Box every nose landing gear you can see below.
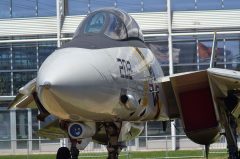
[104,122,126,159]
[56,139,80,159]
[56,147,71,159]
[107,143,126,159]
[70,140,80,159]
[56,121,125,159]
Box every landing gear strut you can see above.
[107,145,122,159]
[222,90,240,159]
[226,115,239,159]
[70,140,80,159]
[56,140,80,159]
[220,102,239,159]
[104,123,126,159]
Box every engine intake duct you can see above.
[171,71,221,145]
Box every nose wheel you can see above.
[70,140,80,159]
[56,140,79,159]
[107,144,125,159]
[56,147,71,159]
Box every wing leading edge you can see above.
[8,78,37,109]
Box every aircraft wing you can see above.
[207,68,240,118]
[36,119,68,139]
[8,78,37,109]
[159,68,240,134]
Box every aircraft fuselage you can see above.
[37,45,166,122]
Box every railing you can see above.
[0,135,228,158]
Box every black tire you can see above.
[56,147,71,159]
[107,152,118,159]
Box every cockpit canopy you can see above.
[73,8,144,41]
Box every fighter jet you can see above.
[9,8,240,159]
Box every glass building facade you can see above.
[0,0,240,152]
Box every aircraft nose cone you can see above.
[36,48,106,108]
[36,47,116,120]
[37,48,103,87]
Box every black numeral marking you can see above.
[117,58,133,80]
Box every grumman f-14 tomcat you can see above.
[9,8,240,159]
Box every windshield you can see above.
[73,8,144,41]
[84,12,106,33]
[104,13,127,40]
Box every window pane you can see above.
[67,0,89,15]
[138,137,146,147]
[199,64,209,70]
[174,65,197,73]
[117,0,141,13]
[32,110,39,150]
[198,41,211,64]
[143,0,166,12]
[13,71,37,95]
[0,72,11,95]
[173,41,197,64]
[0,101,10,107]
[38,0,56,16]
[172,0,195,11]
[0,47,11,70]
[12,0,36,18]
[175,119,185,135]
[147,121,171,137]
[161,66,169,76]
[196,0,222,10]
[38,43,56,67]
[0,0,10,18]
[198,40,224,65]
[138,123,146,148]
[0,110,11,149]
[104,14,127,40]
[40,116,60,143]
[147,42,169,64]
[13,46,37,70]
[90,0,115,12]
[225,40,240,71]
[16,110,28,149]
[84,12,106,33]
[224,0,240,9]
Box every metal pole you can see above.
[167,0,173,75]
[36,43,39,69]
[10,43,13,96]
[171,121,176,150]
[56,0,61,48]
[223,39,227,69]
[10,110,16,154]
[196,39,200,71]
[210,32,217,68]
[10,0,12,18]
[167,0,176,151]
[145,122,148,149]
[57,0,65,147]
[28,109,32,153]
[36,0,39,16]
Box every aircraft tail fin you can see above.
[209,32,218,68]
